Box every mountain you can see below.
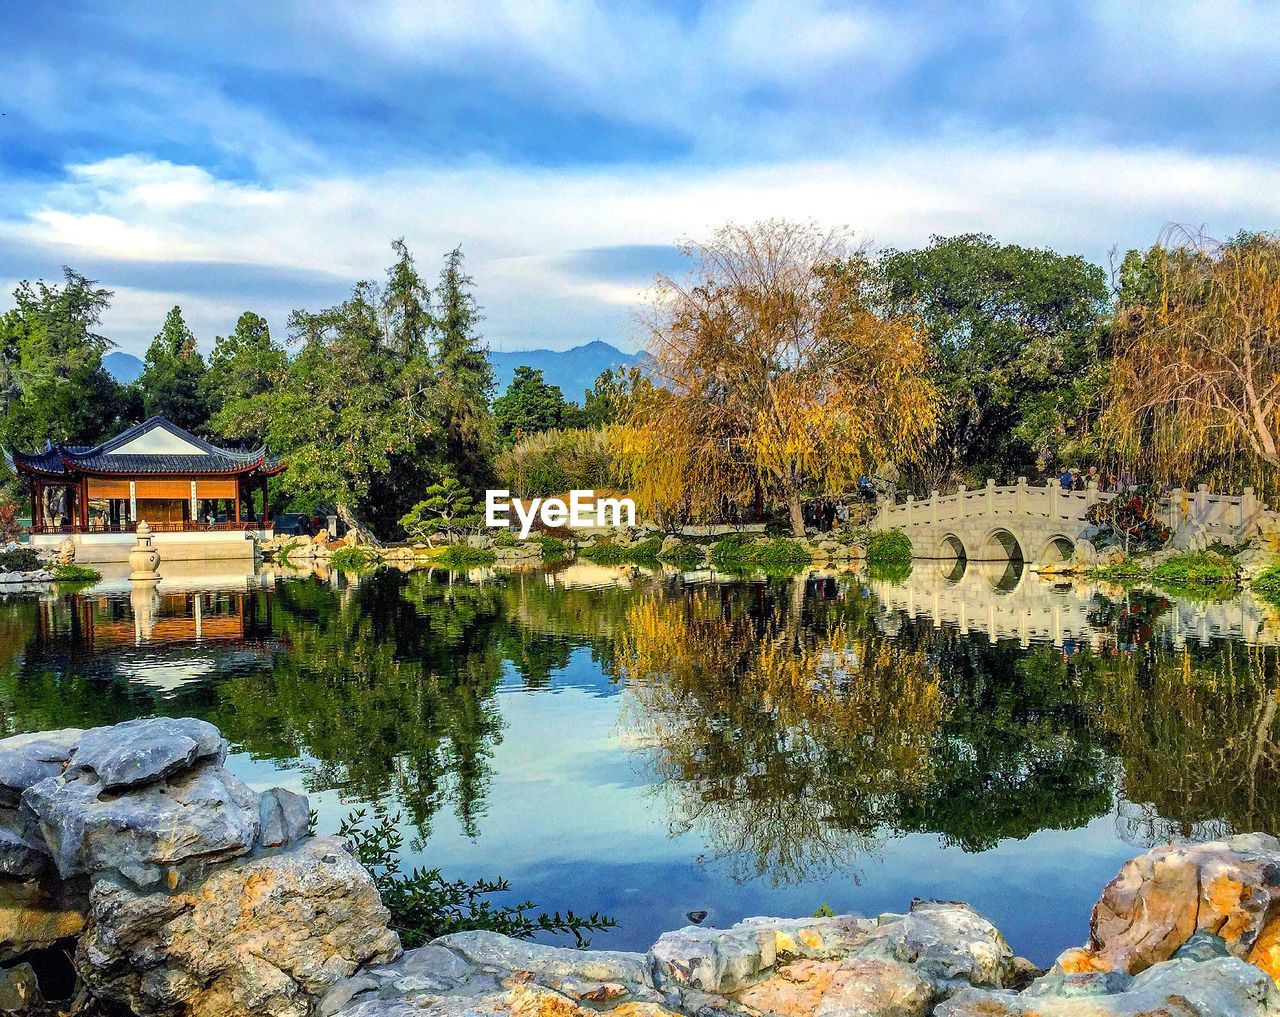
[103,351,145,384]
[490,341,645,402]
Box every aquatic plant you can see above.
[865,528,913,566]
[51,563,101,583]
[329,546,379,571]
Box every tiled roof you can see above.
[8,417,282,477]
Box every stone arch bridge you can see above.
[876,478,1266,570]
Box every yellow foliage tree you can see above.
[1106,231,1280,489]
[614,220,936,535]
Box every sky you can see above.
[2,0,1279,356]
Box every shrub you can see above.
[400,477,484,545]
[0,548,40,572]
[341,808,615,949]
[328,546,378,571]
[434,545,497,568]
[528,535,567,560]
[865,529,912,566]
[496,427,620,499]
[658,540,703,569]
[867,558,913,583]
[710,535,811,573]
[51,563,101,583]
[1085,495,1171,551]
[1251,563,1280,603]
[580,536,662,565]
[1150,551,1237,586]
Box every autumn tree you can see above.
[617,220,936,536]
[1105,230,1280,490]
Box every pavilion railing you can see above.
[31,520,271,535]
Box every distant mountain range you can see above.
[490,341,645,401]
[102,340,646,404]
[103,351,145,383]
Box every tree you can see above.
[207,311,287,446]
[399,476,483,545]
[877,234,1109,486]
[618,220,936,536]
[139,306,212,432]
[431,247,495,489]
[0,268,132,450]
[1105,231,1280,490]
[493,366,566,447]
[268,272,437,542]
[563,368,624,430]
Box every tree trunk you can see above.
[788,491,806,537]
[336,502,383,547]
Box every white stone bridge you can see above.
[876,478,1267,569]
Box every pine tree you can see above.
[493,366,566,447]
[432,246,495,488]
[207,311,286,446]
[139,306,212,433]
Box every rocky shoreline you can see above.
[3,718,1280,1015]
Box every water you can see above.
[4,559,1279,966]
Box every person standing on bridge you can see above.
[1059,466,1073,491]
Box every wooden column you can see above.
[78,477,89,532]
[33,479,43,532]
[233,477,241,524]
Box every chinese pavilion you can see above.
[7,416,283,562]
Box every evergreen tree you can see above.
[431,246,495,488]
[207,311,286,446]
[139,306,212,432]
[0,268,132,449]
[493,366,566,447]
[384,238,433,360]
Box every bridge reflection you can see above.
[870,559,1280,648]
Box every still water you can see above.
[4,559,1280,966]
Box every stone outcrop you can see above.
[0,718,400,1016]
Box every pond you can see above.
[3,559,1279,967]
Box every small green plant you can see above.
[865,528,913,566]
[329,546,378,571]
[51,563,102,583]
[434,545,497,568]
[867,558,913,583]
[0,547,40,572]
[340,807,616,949]
[710,535,811,573]
[528,535,567,560]
[812,903,835,918]
[1150,551,1237,586]
[1251,562,1280,604]
[276,540,302,566]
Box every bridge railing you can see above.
[877,478,1269,541]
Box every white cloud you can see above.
[4,137,1280,355]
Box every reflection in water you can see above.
[0,564,1278,957]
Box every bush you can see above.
[658,540,703,569]
[328,546,378,571]
[0,548,40,572]
[1251,563,1280,603]
[710,535,811,573]
[865,528,912,566]
[580,536,662,565]
[496,428,620,499]
[341,808,615,949]
[51,563,101,583]
[1085,495,1171,551]
[1150,551,1237,586]
[528,535,567,560]
[867,558,913,583]
[434,545,497,568]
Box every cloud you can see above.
[3,138,1279,355]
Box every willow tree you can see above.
[1106,231,1280,488]
[617,220,935,535]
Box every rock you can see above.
[23,759,261,885]
[0,876,87,964]
[0,729,81,807]
[1057,833,1280,980]
[734,957,932,1017]
[76,836,401,1017]
[939,956,1280,1016]
[439,930,653,989]
[650,922,776,993]
[258,788,311,849]
[56,538,75,565]
[0,809,50,878]
[860,900,1014,992]
[67,716,226,791]
[0,961,41,1011]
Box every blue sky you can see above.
[2,0,1279,354]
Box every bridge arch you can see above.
[936,533,967,561]
[976,527,1025,563]
[1036,534,1075,566]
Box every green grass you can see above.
[1089,551,1240,594]
[51,563,102,583]
[865,528,913,566]
[329,546,379,571]
[657,540,703,569]
[1250,562,1280,604]
[1150,551,1237,586]
[433,545,496,568]
[710,535,812,573]
[580,536,663,565]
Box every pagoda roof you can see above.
[7,417,283,478]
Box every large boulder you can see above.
[68,717,226,792]
[77,835,401,1017]
[1058,833,1280,980]
[0,876,87,964]
[0,729,81,807]
[23,759,262,887]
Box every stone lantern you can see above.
[128,520,162,582]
